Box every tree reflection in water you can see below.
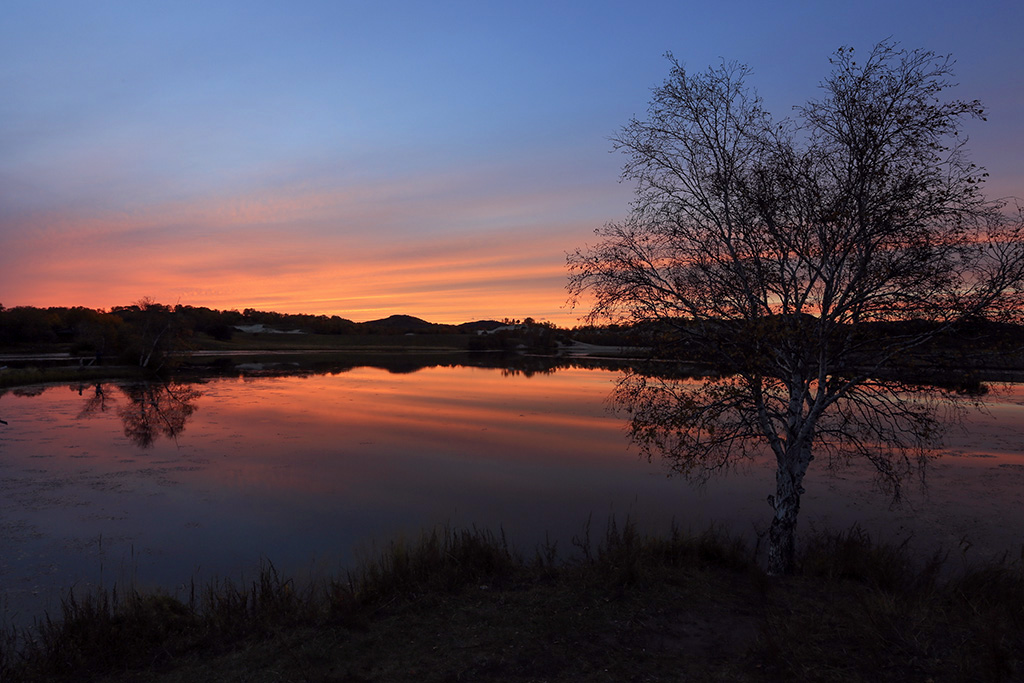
[77,382,114,419]
[77,381,202,447]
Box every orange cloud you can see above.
[0,171,623,325]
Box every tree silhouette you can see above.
[568,41,1024,574]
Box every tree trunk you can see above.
[140,324,169,369]
[767,463,805,575]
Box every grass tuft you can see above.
[2,522,1022,682]
[798,525,945,594]
[349,525,520,601]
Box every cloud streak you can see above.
[0,167,616,324]
[2,2,1019,325]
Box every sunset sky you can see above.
[2,1,1022,325]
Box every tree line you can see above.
[0,300,436,368]
[0,300,577,367]
[1,301,354,349]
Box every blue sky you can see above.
[2,0,1021,323]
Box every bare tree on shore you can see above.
[568,41,1024,574]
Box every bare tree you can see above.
[568,41,1024,574]
[115,297,188,371]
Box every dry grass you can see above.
[2,522,1022,682]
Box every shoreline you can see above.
[3,522,1021,682]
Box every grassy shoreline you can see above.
[0,330,566,390]
[2,522,1021,682]
[0,364,147,389]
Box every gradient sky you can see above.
[2,1,1022,325]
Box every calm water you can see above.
[2,364,1023,625]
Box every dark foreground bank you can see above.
[2,522,1022,682]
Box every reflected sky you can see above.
[1,366,1023,626]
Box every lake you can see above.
[2,361,1024,626]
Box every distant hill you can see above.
[361,315,435,331]
[356,315,507,334]
[456,320,505,333]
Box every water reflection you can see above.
[0,363,1022,629]
[74,382,203,448]
[184,350,629,381]
[76,383,114,419]
[117,383,202,448]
